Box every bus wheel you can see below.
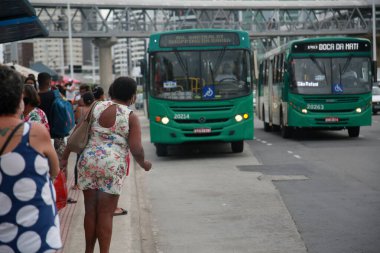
[156,144,168,156]
[280,112,292,138]
[348,127,360,138]
[231,141,244,153]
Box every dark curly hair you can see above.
[0,65,24,115]
[108,77,137,102]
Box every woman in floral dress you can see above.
[61,77,152,253]
[23,85,50,130]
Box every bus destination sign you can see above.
[292,41,370,53]
[159,32,240,48]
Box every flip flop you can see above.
[113,208,128,216]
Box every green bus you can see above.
[256,37,373,138]
[145,29,254,156]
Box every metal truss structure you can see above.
[31,0,378,53]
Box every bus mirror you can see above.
[284,62,289,70]
[139,59,147,76]
[253,50,259,80]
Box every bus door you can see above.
[268,59,274,125]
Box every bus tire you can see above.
[156,144,168,156]
[231,141,244,153]
[348,127,360,138]
[280,111,292,138]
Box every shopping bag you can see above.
[54,170,68,211]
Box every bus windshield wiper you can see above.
[214,47,227,77]
[209,62,215,83]
[310,55,326,77]
[341,55,353,75]
[174,49,190,88]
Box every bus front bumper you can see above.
[150,120,253,144]
[287,108,372,128]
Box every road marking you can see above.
[287,151,293,154]
[259,174,309,181]
[294,155,301,159]
[266,143,272,146]
[261,140,267,144]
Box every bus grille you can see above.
[184,132,221,137]
[308,109,355,113]
[303,96,359,103]
[170,105,233,112]
[175,118,229,123]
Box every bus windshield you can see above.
[291,57,371,94]
[151,49,251,100]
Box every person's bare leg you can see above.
[83,189,98,253]
[96,191,119,253]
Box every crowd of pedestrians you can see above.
[0,64,152,253]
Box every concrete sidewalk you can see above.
[58,152,147,253]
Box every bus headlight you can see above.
[161,117,170,124]
[355,108,362,113]
[301,109,308,114]
[235,114,243,122]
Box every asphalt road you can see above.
[249,115,380,253]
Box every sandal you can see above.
[113,207,128,216]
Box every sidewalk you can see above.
[59,111,307,253]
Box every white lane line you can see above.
[294,155,301,159]
[266,143,272,146]
[287,151,293,154]
[261,140,267,144]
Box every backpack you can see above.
[50,89,75,138]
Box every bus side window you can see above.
[273,56,278,83]
[279,54,284,83]
[258,62,264,95]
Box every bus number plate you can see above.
[174,113,190,120]
[307,104,324,110]
[194,128,211,134]
[325,117,339,122]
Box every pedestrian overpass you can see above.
[29,0,379,88]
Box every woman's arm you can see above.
[128,112,152,171]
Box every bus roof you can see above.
[148,29,250,52]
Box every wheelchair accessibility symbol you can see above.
[202,85,215,99]
[333,83,343,94]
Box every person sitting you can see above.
[216,62,237,82]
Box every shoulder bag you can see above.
[66,101,98,154]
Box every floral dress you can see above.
[24,107,50,131]
[77,101,131,195]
